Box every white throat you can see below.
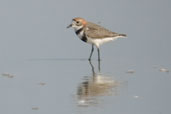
[73,26,83,31]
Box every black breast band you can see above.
[81,34,87,42]
[75,28,83,35]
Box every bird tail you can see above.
[118,33,127,38]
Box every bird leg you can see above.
[98,58,101,71]
[89,44,94,61]
[97,48,101,61]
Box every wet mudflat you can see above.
[0,0,171,114]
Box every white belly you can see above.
[75,29,125,48]
[87,36,121,48]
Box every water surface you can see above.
[0,0,171,114]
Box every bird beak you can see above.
[67,24,72,28]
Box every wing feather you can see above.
[85,22,119,39]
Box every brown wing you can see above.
[85,22,119,39]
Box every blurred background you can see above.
[0,0,171,114]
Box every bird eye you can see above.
[75,21,81,26]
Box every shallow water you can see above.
[0,0,171,114]
[0,58,170,114]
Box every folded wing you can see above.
[85,22,120,39]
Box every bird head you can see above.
[67,17,87,30]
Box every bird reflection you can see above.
[77,61,119,107]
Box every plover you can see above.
[67,17,126,61]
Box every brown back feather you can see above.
[85,22,121,39]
